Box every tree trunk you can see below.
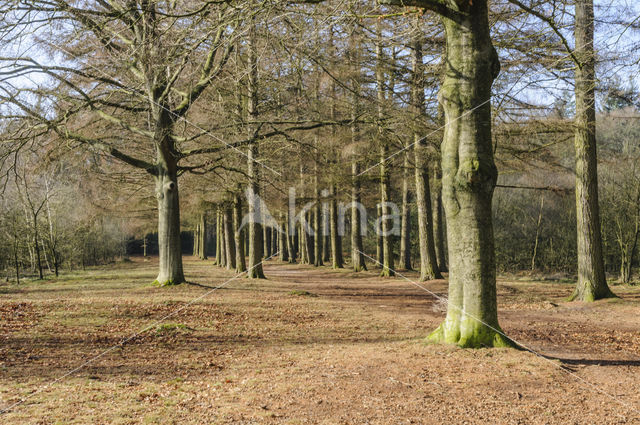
[330,185,344,268]
[234,193,247,273]
[286,210,296,263]
[219,208,227,268]
[570,0,615,301]
[531,195,544,271]
[193,222,199,257]
[411,24,442,282]
[199,213,207,260]
[314,173,323,267]
[34,226,43,279]
[246,23,265,279]
[279,216,289,262]
[376,28,394,277]
[376,204,383,267]
[400,151,412,270]
[224,206,236,270]
[215,207,222,266]
[351,162,367,271]
[13,232,19,284]
[306,211,315,264]
[247,145,265,278]
[427,2,512,348]
[263,219,272,258]
[379,151,395,277]
[154,164,185,286]
[433,164,448,273]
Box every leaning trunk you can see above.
[428,2,512,348]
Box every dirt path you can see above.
[1,257,640,424]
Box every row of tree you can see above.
[1,0,639,347]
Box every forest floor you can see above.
[1,257,640,424]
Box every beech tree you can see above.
[377,0,513,347]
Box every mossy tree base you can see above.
[427,320,517,349]
[152,279,182,287]
[568,284,617,302]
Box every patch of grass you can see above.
[288,290,318,297]
[155,323,192,334]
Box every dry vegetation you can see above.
[2,257,640,424]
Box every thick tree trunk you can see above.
[247,144,265,278]
[234,193,247,273]
[570,0,614,301]
[223,207,236,270]
[427,3,512,348]
[329,185,344,268]
[399,151,412,270]
[351,162,366,271]
[154,165,185,286]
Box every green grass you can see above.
[288,290,318,297]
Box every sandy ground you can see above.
[1,256,640,424]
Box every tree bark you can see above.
[570,0,615,301]
[246,23,265,279]
[351,162,367,271]
[154,162,185,285]
[427,1,512,348]
[193,222,200,257]
[224,206,236,270]
[279,216,289,262]
[376,26,394,277]
[433,164,448,272]
[329,184,344,268]
[215,207,222,266]
[399,150,412,270]
[234,193,247,273]
[411,22,442,282]
[314,165,323,267]
[376,203,383,267]
[286,210,296,263]
[199,212,207,260]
